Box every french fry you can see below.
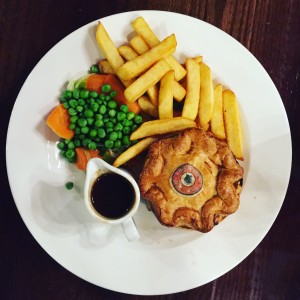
[211,84,226,139]
[117,34,177,81]
[138,95,158,118]
[193,56,203,63]
[131,17,187,81]
[96,22,132,87]
[129,35,150,54]
[159,71,174,119]
[124,59,172,103]
[98,60,116,75]
[96,22,124,72]
[130,117,196,140]
[223,90,243,160]
[173,81,186,102]
[198,63,214,128]
[182,58,200,120]
[113,137,157,167]
[118,45,139,61]
[129,36,159,106]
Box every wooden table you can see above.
[1,0,299,299]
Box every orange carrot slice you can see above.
[46,104,74,139]
[105,74,141,114]
[86,74,107,92]
[75,148,101,171]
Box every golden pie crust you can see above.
[139,128,244,232]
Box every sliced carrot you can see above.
[75,148,88,171]
[75,148,102,171]
[86,74,107,92]
[105,74,141,114]
[46,104,74,139]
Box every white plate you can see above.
[6,11,291,295]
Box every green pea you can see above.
[65,182,74,190]
[105,95,111,101]
[103,117,110,123]
[66,149,75,158]
[100,94,106,101]
[60,150,67,158]
[90,91,98,98]
[78,134,85,140]
[127,111,135,120]
[96,99,102,105]
[68,108,77,116]
[80,90,89,99]
[87,118,94,126]
[120,104,129,113]
[97,128,106,138]
[99,105,107,114]
[114,123,123,131]
[123,135,131,146]
[81,127,89,134]
[78,118,87,127]
[84,109,94,118]
[78,99,86,106]
[117,112,126,121]
[68,156,76,163]
[134,115,143,124]
[94,137,100,142]
[82,138,92,147]
[63,102,69,109]
[76,105,83,113]
[107,100,117,109]
[74,127,81,135]
[95,114,103,120]
[70,116,78,123]
[106,121,114,128]
[110,90,117,98]
[114,140,122,149]
[106,128,114,134]
[74,139,81,147]
[64,90,73,99]
[91,103,99,112]
[89,129,97,138]
[123,126,130,135]
[57,142,65,150]
[72,89,80,99]
[68,142,75,149]
[64,139,71,144]
[69,123,76,130]
[117,131,122,139]
[105,140,114,149]
[111,118,117,124]
[131,124,138,131]
[122,119,132,127]
[109,109,116,118]
[102,83,111,93]
[109,132,118,141]
[95,119,104,128]
[89,64,99,74]
[88,142,97,150]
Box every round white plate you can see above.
[6,11,291,295]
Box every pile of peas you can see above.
[57,83,142,163]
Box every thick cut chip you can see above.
[117,34,176,81]
[98,60,115,75]
[130,117,196,140]
[129,35,150,54]
[211,84,226,139]
[131,17,186,81]
[118,45,139,61]
[113,137,157,167]
[223,90,244,160]
[138,95,158,118]
[182,58,200,120]
[96,22,132,87]
[159,71,174,119]
[124,60,171,103]
[198,63,214,128]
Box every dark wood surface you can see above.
[1,0,299,299]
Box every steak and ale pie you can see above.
[139,128,244,233]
